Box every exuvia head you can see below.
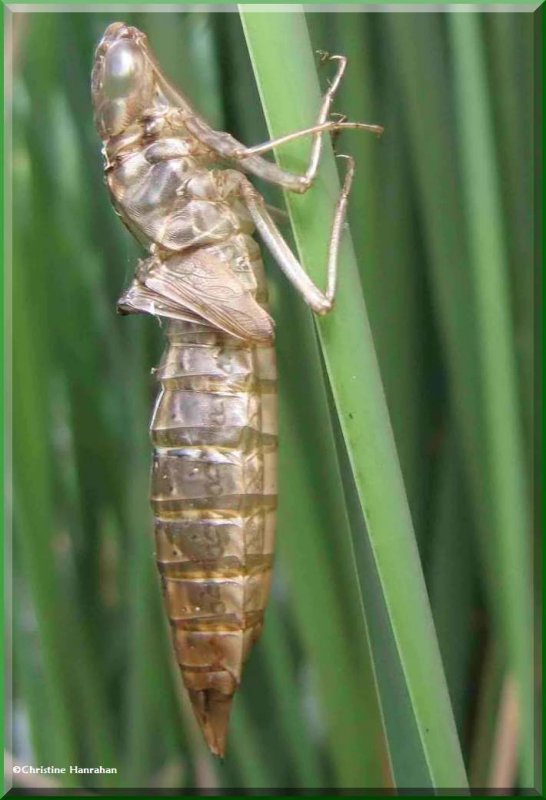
[91,22,180,140]
[91,23,156,139]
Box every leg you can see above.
[265,204,289,225]
[184,55,381,194]
[232,118,383,158]
[234,157,355,314]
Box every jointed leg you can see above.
[184,54,381,194]
[232,118,383,159]
[265,204,289,225]
[235,157,355,314]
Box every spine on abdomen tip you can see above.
[150,314,277,756]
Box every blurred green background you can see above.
[9,9,537,792]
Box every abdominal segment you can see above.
[151,316,277,756]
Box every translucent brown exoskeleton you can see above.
[91,21,383,757]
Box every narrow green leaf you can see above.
[449,14,533,786]
[469,645,505,787]
[12,144,80,782]
[428,430,478,739]
[240,9,467,789]
[486,14,534,450]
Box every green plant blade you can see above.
[449,14,534,786]
[239,8,467,790]
[428,429,478,740]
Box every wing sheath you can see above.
[120,249,275,343]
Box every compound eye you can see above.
[102,39,146,100]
